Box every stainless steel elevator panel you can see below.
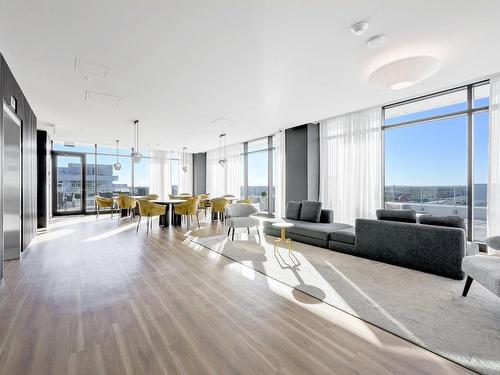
[2,103,21,261]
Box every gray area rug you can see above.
[189,230,500,375]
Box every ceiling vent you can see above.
[84,90,121,107]
[75,58,109,77]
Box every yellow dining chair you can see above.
[174,197,200,229]
[198,194,211,218]
[115,194,137,221]
[136,199,167,234]
[145,194,159,200]
[95,196,116,220]
[210,197,229,225]
[169,194,190,200]
[237,197,252,204]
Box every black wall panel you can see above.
[1,54,37,250]
[37,130,49,228]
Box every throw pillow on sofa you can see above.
[285,201,302,220]
[300,200,322,223]
[376,209,416,223]
[419,214,466,231]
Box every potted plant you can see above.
[259,191,268,211]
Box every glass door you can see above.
[52,152,86,215]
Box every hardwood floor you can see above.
[0,215,472,375]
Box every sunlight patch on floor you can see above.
[264,273,383,346]
[31,229,75,244]
[45,215,97,230]
[81,222,137,242]
[188,232,385,346]
[324,260,418,342]
[225,261,256,281]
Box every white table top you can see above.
[151,199,186,204]
[202,197,240,202]
[272,222,294,228]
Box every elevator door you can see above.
[2,102,22,261]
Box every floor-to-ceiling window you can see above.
[132,152,150,196]
[52,142,155,214]
[170,157,179,195]
[242,136,274,214]
[383,81,489,241]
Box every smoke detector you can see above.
[366,34,387,48]
[350,21,368,35]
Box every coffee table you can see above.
[272,222,294,254]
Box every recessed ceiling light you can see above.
[366,34,387,48]
[350,21,368,36]
[368,56,441,90]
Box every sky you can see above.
[384,97,489,186]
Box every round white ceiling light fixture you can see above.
[350,21,368,36]
[366,34,387,49]
[368,56,441,90]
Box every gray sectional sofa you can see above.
[350,218,466,279]
[264,202,474,280]
[263,200,352,248]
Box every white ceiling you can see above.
[0,0,499,152]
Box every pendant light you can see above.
[217,133,227,167]
[131,120,142,163]
[181,147,188,173]
[113,139,122,170]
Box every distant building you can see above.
[57,163,130,208]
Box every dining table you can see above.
[151,199,186,227]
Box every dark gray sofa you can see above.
[263,218,352,248]
[263,200,352,248]
[351,219,466,280]
[328,210,471,279]
[265,203,470,279]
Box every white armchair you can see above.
[225,203,260,241]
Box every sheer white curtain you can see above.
[178,153,193,195]
[319,107,382,225]
[488,76,500,253]
[206,148,223,197]
[206,143,242,197]
[274,130,286,218]
[149,150,171,199]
